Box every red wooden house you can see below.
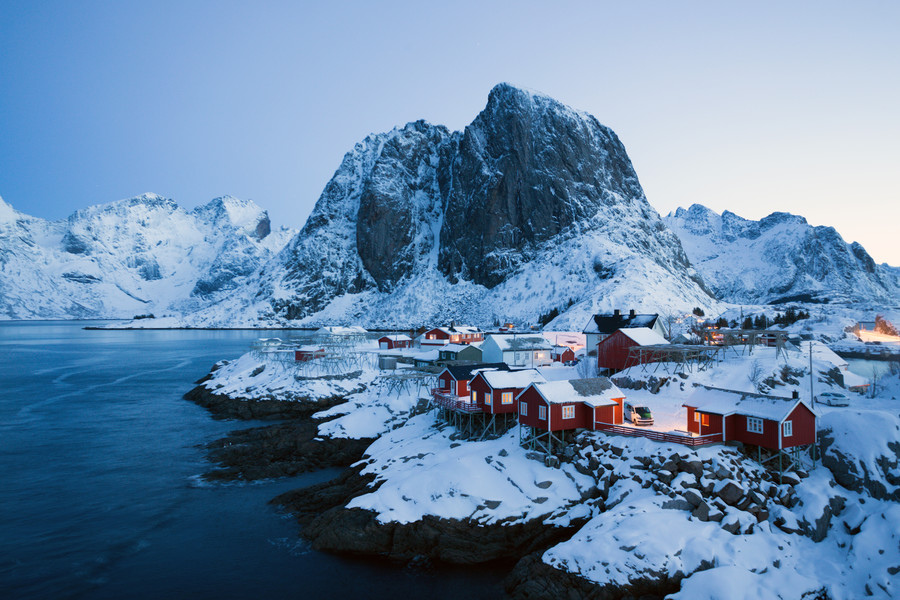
[469,369,546,415]
[682,390,817,452]
[378,334,412,349]
[550,345,576,363]
[420,325,484,347]
[517,378,626,434]
[597,327,669,373]
[432,363,509,411]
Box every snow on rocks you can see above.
[819,410,900,501]
[346,414,595,525]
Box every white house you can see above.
[481,334,554,367]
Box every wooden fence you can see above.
[593,422,723,447]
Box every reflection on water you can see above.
[0,321,505,599]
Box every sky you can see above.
[1,1,898,264]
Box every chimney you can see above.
[613,309,620,317]
[792,390,799,399]
[629,309,636,318]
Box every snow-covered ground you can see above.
[202,333,900,599]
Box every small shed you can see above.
[438,343,483,363]
[295,345,326,362]
[550,345,576,363]
[378,334,412,350]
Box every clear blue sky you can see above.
[2,1,898,264]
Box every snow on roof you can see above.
[583,313,659,335]
[488,334,553,351]
[429,325,482,335]
[619,327,670,346]
[479,369,546,390]
[379,334,411,341]
[295,344,324,352]
[685,389,811,422]
[443,363,510,381]
[530,378,625,407]
[441,343,478,353]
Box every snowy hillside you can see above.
[181,84,717,328]
[0,194,294,320]
[665,204,900,305]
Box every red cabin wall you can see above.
[594,404,617,426]
[517,387,545,429]
[491,388,519,414]
[697,412,724,438]
[470,376,491,411]
[685,406,699,434]
[597,330,635,371]
[438,372,468,397]
[781,404,816,449]
[548,402,591,431]
[731,415,779,449]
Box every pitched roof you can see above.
[429,325,482,335]
[528,378,625,407]
[478,369,546,390]
[443,362,510,381]
[618,327,670,346]
[379,334,411,341]
[684,389,814,422]
[487,334,553,351]
[583,313,660,335]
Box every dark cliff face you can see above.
[438,84,649,288]
[270,83,711,323]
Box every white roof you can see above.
[379,334,411,341]
[479,369,546,389]
[686,389,812,422]
[430,325,482,335]
[487,334,553,351]
[808,341,847,368]
[441,343,476,353]
[618,327,669,346]
[414,349,440,361]
[527,378,625,407]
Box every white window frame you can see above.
[782,420,793,437]
[747,417,763,434]
[562,405,575,419]
[539,405,547,420]
[519,401,527,416]
[501,391,513,405]
[693,412,700,423]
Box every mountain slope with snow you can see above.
[0,194,294,320]
[665,204,899,305]
[192,84,716,328]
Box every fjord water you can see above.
[0,322,504,599]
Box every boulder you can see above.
[716,481,745,505]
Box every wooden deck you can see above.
[593,422,723,446]
[431,389,481,413]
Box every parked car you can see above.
[563,360,579,367]
[816,392,850,407]
[624,402,654,426]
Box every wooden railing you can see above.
[593,422,723,446]
[431,389,481,413]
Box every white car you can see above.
[624,402,654,426]
[816,392,850,407]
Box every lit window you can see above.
[693,412,700,423]
[502,392,513,405]
[539,405,547,420]
[747,417,763,434]
[471,391,477,404]
[562,405,575,419]
[783,420,793,437]
[520,401,527,416]
[702,414,709,427]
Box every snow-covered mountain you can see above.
[665,204,899,305]
[192,83,716,328]
[0,194,294,320]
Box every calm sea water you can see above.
[0,321,505,599]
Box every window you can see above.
[519,401,527,416]
[693,412,700,423]
[747,417,763,434]
[562,405,575,419]
[539,405,547,420]
[701,414,709,427]
[783,420,793,437]
[471,391,477,404]
[501,392,513,405]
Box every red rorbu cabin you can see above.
[432,363,509,411]
[420,325,484,347]
[550,345,576,363]
[294,345,326,362]
[682,390,817,451]
[597,327,669,373]
[378,334,412,350]
[469,369,546,415]
[517,378,626,434]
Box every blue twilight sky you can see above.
[1,1,898,264]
